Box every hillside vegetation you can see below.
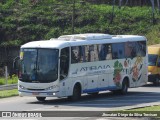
[0,0,160,46]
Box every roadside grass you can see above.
[0,89,18,98]
[0,75,18,85]
[127,105,160,111]
[125,106,160,119]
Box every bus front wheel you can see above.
[68,84,81,101]
[36,97,46,101]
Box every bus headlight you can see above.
[45,86,54,90]
[19,85,27,90]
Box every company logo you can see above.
[72,65,111,75]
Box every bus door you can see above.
[59,47,70,96]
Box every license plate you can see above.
[32,92,39,95]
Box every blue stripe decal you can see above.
[83,86,118,93]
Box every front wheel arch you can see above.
[68,82,81,101]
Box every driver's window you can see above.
[60,47,69,80]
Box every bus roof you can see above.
[58,33,112,40]
[21,33,146,49]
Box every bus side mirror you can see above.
[13,56,20,75]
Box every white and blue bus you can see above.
[18,33,148,101]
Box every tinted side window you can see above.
[71,44,112,63]
[71,46,80,63]
[85,45,90,62]
[112,43,125,59]
[88,45,99,62]
[125,41,146,58]
[136,41,146,57]
[71,46,86,63]
[79,46,86,62]
[98,44,112,60]
[125,42,137,58]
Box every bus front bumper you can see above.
[18,90,60,97]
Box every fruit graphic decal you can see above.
[132,57,143,82]
[113,60,123,87]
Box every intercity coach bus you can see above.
[18,33,148,101]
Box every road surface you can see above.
[0,84,159,120]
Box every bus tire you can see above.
[110,90,119,94]
[119,78,128,95]
[36,97,46,101]
[88,92,99,96]
[153,77,160,86]
[68,84,81,101]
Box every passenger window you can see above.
[125,42,133,58]
[112,43,125,59]
[98,44,112,60]
[60,47,69,80]
[71,46,79,63]
[85,45,90,62]
[71,46,86,63]
[136,41,146,57]
[125,41,146,58]
[79,46,86,62]
[88,45,99,62]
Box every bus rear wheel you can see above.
[111,79,128,95]
[36,97,46,101]
[153,77,160,86]
[88,92,99,96]
[119,79,128,95]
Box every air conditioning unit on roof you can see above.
[58,33,112,41]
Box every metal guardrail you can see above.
[0,84,17,91]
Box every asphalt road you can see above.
[0,83,159,120]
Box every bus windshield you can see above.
[19,48,59,83]
[148,54,158,66]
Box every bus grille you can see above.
[27,88,45,91]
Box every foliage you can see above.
[0,75,18,85]
[0,1,160,46]
[126,105,160,111]
[0,89,18,98]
